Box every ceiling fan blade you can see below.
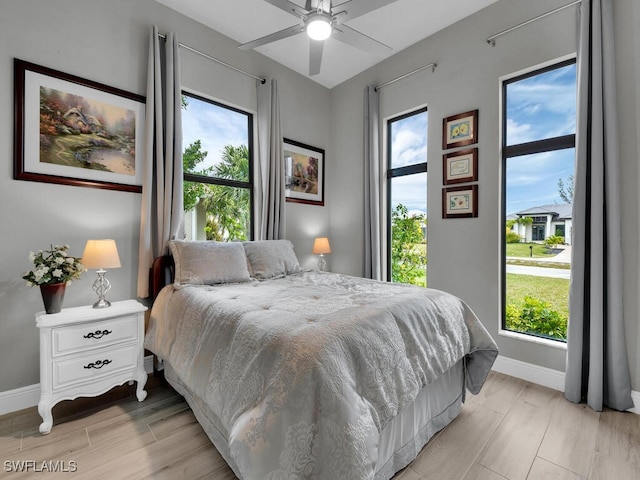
[331,24,392,57]
[264,0,310,16]
[239,24,305,50]
[332,0,401,23]
[308,39,324,76]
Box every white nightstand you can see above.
[35,299,148,434]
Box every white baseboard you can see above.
[492,355,566,392]
[630,391,640,415]
[0,383,41,416]
[0,355,156,417]
[492,354,640,414]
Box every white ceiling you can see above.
[155,0,498,89]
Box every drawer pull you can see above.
[83,329,112,340]
[83,359,112,370]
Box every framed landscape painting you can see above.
[442,185,478,218]
[284,138,325,206]
[14,59,145,192]
[442,109,478,150]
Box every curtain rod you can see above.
[158,33,266,84]
[486,0,581,46]
[375,62,437,91]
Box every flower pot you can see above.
[40,283,66,314]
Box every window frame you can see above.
[181,90,255,241]
[386,106,428,283]
[500,57,576,342]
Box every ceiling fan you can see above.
[239,0,401,76]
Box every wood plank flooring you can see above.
[1,372,638,479]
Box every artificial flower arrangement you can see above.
[23,245,86,287]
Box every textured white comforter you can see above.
[145,271,498,479]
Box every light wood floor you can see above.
[1,372,639,479]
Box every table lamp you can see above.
[312,237,331,272]
[82,239,121,308]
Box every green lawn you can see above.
[506,273,569,318]
[506,273,569,341]
[506,242,556,258]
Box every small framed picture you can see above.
[442,185,478,218]
[284,138,325,206]
[442,109,478,150]
[443,148,478,185]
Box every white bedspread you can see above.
[145,271,498,479]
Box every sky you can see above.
[505,63,577,215]
[181,94,249,173]
[389,110,428,215]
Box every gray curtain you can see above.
[564,0,633,411]
[256,79,285,240]
[364,85,382,280]
[137,26,184,298]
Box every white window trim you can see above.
[498,328,567,350]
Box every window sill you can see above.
[498,329,567,350]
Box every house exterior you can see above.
[509,203,573,245]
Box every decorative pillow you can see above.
[169,240,251,286]
[243,240,302,280]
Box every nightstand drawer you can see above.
[52,343,138,389]
[52,315,138,356]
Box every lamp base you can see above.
[317,254,327,272]
[91,269,112,309]
[92,298,112,309]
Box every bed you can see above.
[145,239,498,480]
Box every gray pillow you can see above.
[243,240,302,280]
[169,240,251,286]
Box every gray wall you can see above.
[0,0,331,393]
[328,0,640,390]
[0,0,638,396]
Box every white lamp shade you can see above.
[306,14,332,41]
[313,237,331,255]
[82,239,121,269]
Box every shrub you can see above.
[544,235,564,248]
[391,204,426,286]
[505,231,522,244]
[505,295,567,341]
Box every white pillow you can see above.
[169,240,251,286]
[243,240,302,280]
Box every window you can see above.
[181,92,253,241]
[387,108,428,286]
[502,58,576,342]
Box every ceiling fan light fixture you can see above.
[306,13,332,41]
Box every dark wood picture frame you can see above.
[442,184,478,218]
[284,138,325,206]
[443,148,478,185]
[442,109,478,150]
[14,58,145,193]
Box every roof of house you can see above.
[515,203,573,220]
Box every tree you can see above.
[391,204,427,286]
[517,216,533,226]
[182,140,211,212]
[557,174,574,203]
[201,145,250,241]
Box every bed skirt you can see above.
[163,359,465,480]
